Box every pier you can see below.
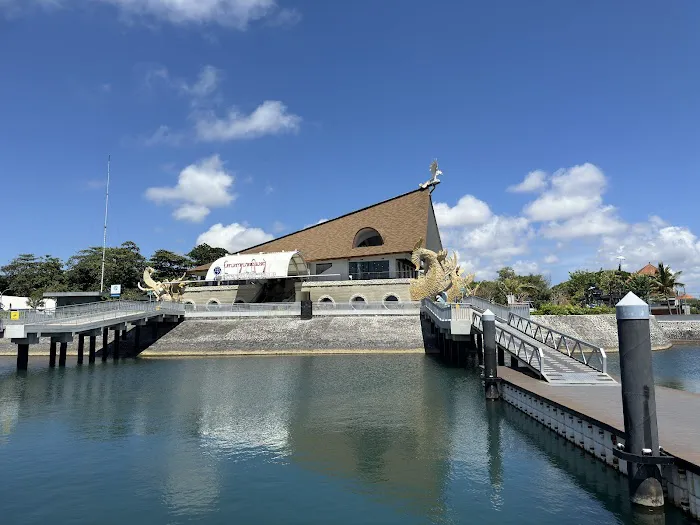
[3,300,184,370]
[422,294,700,519]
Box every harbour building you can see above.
[182,184,443,308]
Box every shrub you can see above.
[533,303,615,315]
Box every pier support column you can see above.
[135,325,141,352]
[121,329,127,341]
[77,335,84,365]
[102,327,109,362]
[49,340,57,368]
[17,344,29,371]
[59,342,67,367]
[482,309,499,400]
[113,329,121,360]
[498,347,505,367]
[616,292,664,509]
[89,336,96,364]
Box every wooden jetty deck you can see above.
[499,366,700,469]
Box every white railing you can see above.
[186,302,300,317]
[507,313,607,373]
[421,299,451,322]
[3,300,184,326]
[462,296,530,320]
[471,309,544,378]
[315,301,420,316]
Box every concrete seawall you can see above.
[532,314,672,351]
[141,316,427,356]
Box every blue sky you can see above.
[1,1,699,288]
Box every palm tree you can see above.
[498,278,536,304]
[653,263,684,314]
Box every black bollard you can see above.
[102,327,109,362]
[17,344,29,371]
[49,340,57,368]
[77,335,84,365]
[483,309,499,400]
[59,342,67,367]
[89,336,96,364]
[113,329,121,360]
[615,292,664,509]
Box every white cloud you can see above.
[434,195,492,228]
[181,65,220,99]
[451,216,532,261]
[303,218,328,229]
[543,254,559,264]
[145,155,235,222]
[271,221,286,233]
[3,0,292,29]
[195,100,301,142]
[542,206,627,240]
[197,223,274,253]
[143,125,184,146]
[507,170,547,193]
[524,163,606,221]
[512,260,539,275]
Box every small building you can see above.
[181,185,443,308]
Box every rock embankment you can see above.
[655,321,700,343]
[142,316,426,355]
[531,314,672,351]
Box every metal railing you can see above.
[186,302,300,317]
[461,296,530,320]
[421,299,451,322]
[472,309,544,377]
[3,300,184,327]
[315,301,420,316]
[507,312,607,373]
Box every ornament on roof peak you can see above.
[419,159,443,191]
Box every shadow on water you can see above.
[499,401,693,524]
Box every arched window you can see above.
[353,228,384,248]
[319,297,334,303]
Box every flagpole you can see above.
[100,155,111,293]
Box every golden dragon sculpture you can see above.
[409,240,476,302]
[138,267,188,302]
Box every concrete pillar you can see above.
[113,329,121,360]
[102,327,109,362]
[77,335,84,365]
[89,336,96,364]
[59,342,67,367]
[616,292,664,509]
[135,325,141,352]
[482,309,499,400]
[121,329,127,341]
[49,340,57,368]
[17,344,29,371]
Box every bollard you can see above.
[482,309,499,400]
[615,292,665,509]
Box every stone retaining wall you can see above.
[142,315,426,355]
[532,314,672,351]
[656,321,700,342]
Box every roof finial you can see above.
[419,159,443,190]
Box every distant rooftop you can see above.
[43,291,103,298]
[637,263,658,276]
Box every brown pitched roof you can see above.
[240,187,439,262]
[637,263,658,276]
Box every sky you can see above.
[0,1,699,290]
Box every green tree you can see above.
[627,274,654,302]
[653,263,684,314]
[187,243,228,267]
[149,250,192,281]
[0,254,66,297]
[26,292,46,310]
[67,241,146,293]
[474,280,502,303]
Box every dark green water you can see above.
[0,353,694,524]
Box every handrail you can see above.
[4,300,184,326]
[461,296,530,320]
[471,309,545,378]
[507,312,607,374]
